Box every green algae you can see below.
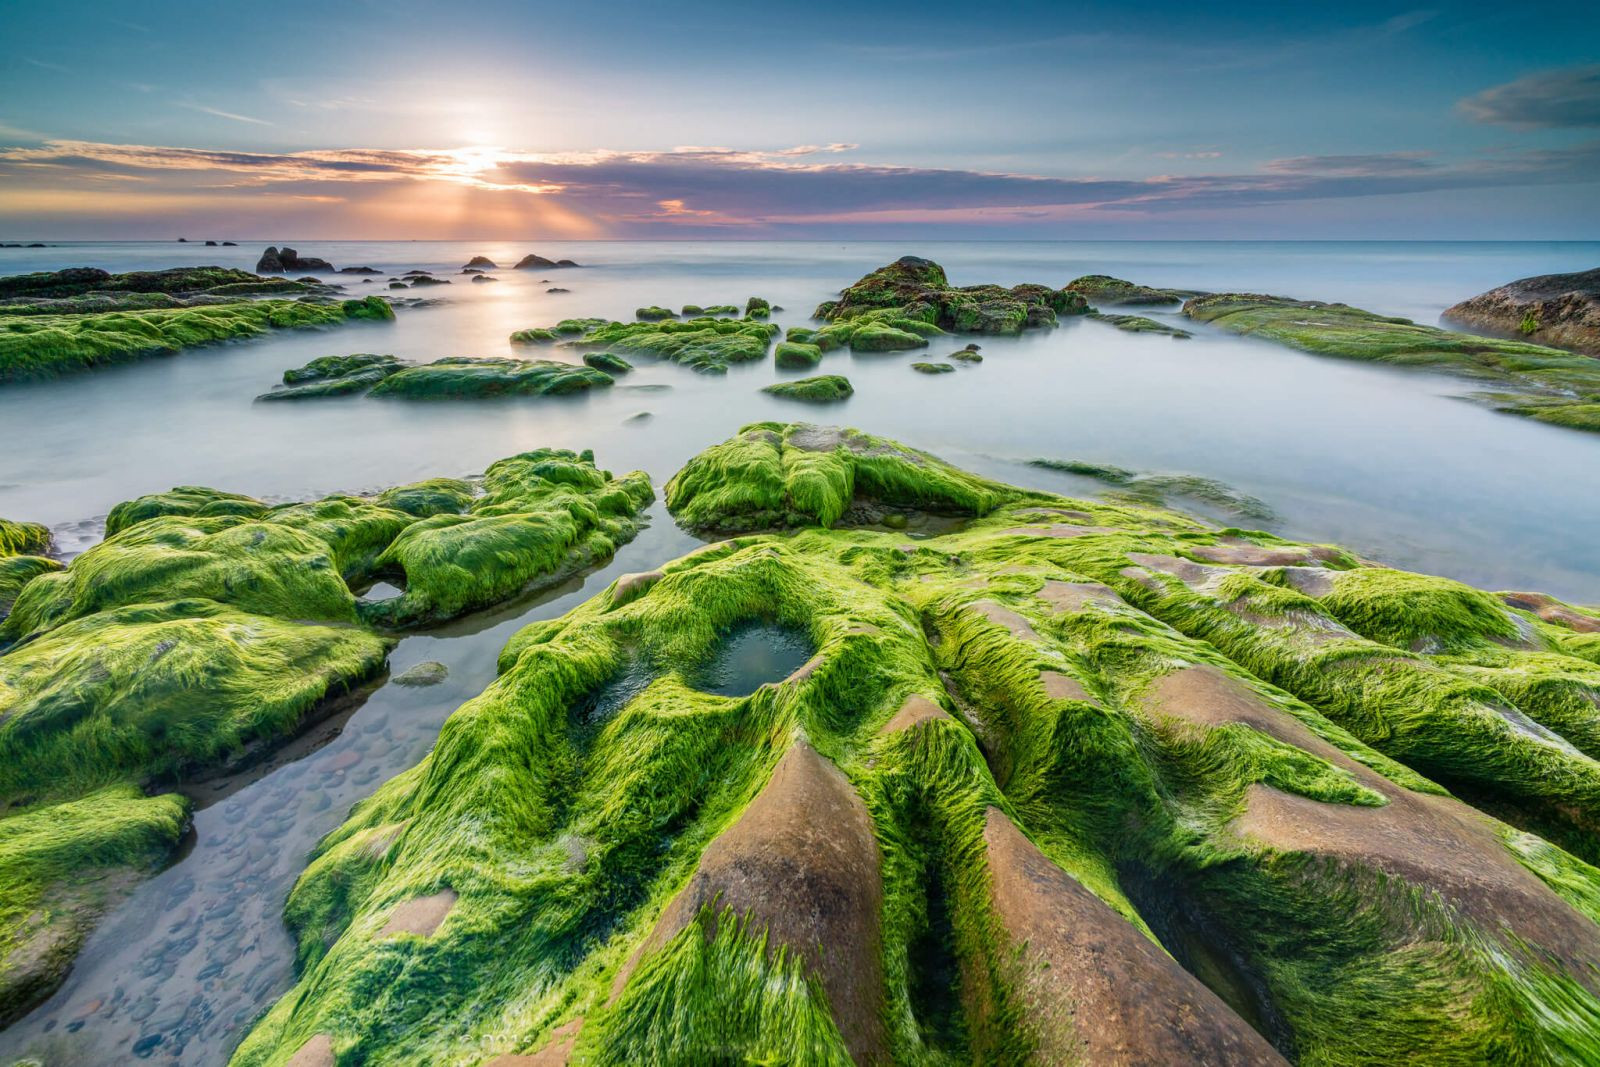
[818,256,1089,336]
[1065,274,1189,306]
[0,452,654,1020]
[911,361,955,374]
[233,424,1600,1066]
[1087,311,1193,338]
[506,315,779,375]
[0,295,394,383]
[763,375,854,403]
[370,358,611,398]
[635,306,676,321]
[360,449,654,627]
[1184,293,1600,432]
[775,340,823,369]
[0,518,50,558]
[260,355,613,401]
[583,352,633,374]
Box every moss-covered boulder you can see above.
[262,355,613,401]
[635,306,676,321]
[0,518,50,558]
[0,519,58,622]
[774,340,823,369]
[1065,274,1190,306]
[0,452,652,1019]
[508,315,779,375]
[1087,311,1193,338]
[361,449,654,627]
[232,424,1600,1065]
[584,352,633,374]
[763,375,853,403]
[370,357,612,398]
[0,292,394,383]
[911,361,955,374]
[817,256,1089,336]
[1184,293,1600,433]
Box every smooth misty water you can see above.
[1,240,1598,1065]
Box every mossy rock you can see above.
[0,294,393,383]
[850,323,928,353]
[0,518,50,557]
[368,358,612,399]
[505,316,778,375]
[763,375,853,403]
[584,352,633,374]
[1184,293,1600,433]
[636,306,676,321]
[1087,312,1193,338]
[1066,274,1189,306]
[911,361,955,374]
[774,341,823,369]
[233,424,1600,1066]
[819,256,1089,336]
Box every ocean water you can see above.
[1,239,1598,1065]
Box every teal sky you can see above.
[1,0,1597,238]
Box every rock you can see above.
[818,256,1089,336]
[762,374,853,403]
[462,256,498,270]
[635,306,676,321]
[513,254,580,270]
[338,266,382,275]
[1087,311,1193,338]
[256,246,335,273]
[462,268,484,274]
[547,287,569,294]
[222,241,237,246]
[911,361,955,374]
[392,661,449,686]
[773,341,822,369]
[1065,274,1192,306]
[204,240,218,247]
[1444,267,1600,356]
[471,275,498,283]
[409,276,450,286]
[583,352,632,374]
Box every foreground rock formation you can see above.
[259,354,614,400]
[511,314,780,374]
[0,267,392,383]
[1444,267,1600,356]
[1185,292,1600,432]
[815,255,1089,336]
[0,451,651,1024]
[232,423,1600,1065]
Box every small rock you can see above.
[393,661,449,687]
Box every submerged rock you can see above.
[816,255,1089,337]
[1029,457,1275,522]
[392,661,449,687]
[911,361,955,374]
[1185,293,1600,433]
[762,374,853,403]
[232,423,1600,1066]
[583,352,632,374]
[1444,267,1600,356]
[1087,311,1193,337]
[261,355,611,401]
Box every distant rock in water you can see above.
[513,253,580,269]
[257,246,336,273]
[471,274,497,283]
[462,256,498,270]
[1065,274,1195,306]
[205,240,218,247]
[339,266,382,275]
[1444,267,1600,356]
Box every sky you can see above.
[1,0,1597,240]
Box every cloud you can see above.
[179,104,276,127]
[1264,152,1438,176]
[1459,64,1600,129]
[0,137,1596,236]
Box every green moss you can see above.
[775,340,823,369]
[0,555,63,620]
[362,449,654,627]
[505,316,780,375]
[819,256,1089,336]
[636,306,676,321]
[0,785,189,1026]
[233,424,1600,1065]
[369,358,612,398]
[0,296,394,382]
[851,323,929,352]
[510,327,559,344]
[763,375,854,403]
[584,352,633,374]
[911,361,955,374]
[0,518,50,557]
[0,265,271,300]
[1087,311,1193,338]
[1065,274,1187,306]
[1184,294,1600,433]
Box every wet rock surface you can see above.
[1444,266,1600,356]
